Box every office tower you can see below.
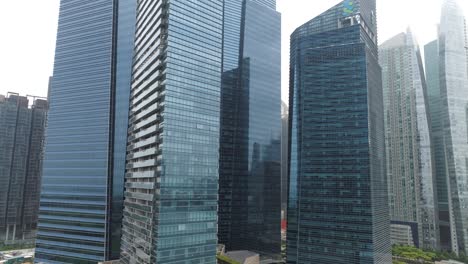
[287,0,391,263]
[218,0,282,258]
[425,0,468,255]
[35,0,136,263]
[380,30,439,250]
[119,1,223,264]
[425,39,452,250]
[281,101,289,221]
[0,94,47,245]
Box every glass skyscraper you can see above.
[380,30,439,250]
[0,94,47,245]
[425,39,453,251]
[282,101,289,221]
[218,0,282,258]
[287,0,391,263]
[35,0,136,263]
[425,0,468,255]
[119,1,223,263]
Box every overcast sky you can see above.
[0,0,467,102]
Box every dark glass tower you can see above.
[119,1,223,263]
[0,94,47,245]
[218,0,282,258]
[287,0,391,263]
[35,0,136,263]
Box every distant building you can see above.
[391,224,415,246]
[281,101,288,221]
[287,0,391,263]
[380,30,439,249]
[0,93,48,244]
[424,0,468,254]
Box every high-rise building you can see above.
[35,0,136,263]
[425,39,451,250]
[0,94,47,245]
[380,30,439,250]
[425,0,468,255]
[218,0,282,258]
[119,1,223,263]
[281,101,289,221]
[287,0,391,263]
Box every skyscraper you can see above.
[119,1,223,263]
[0,94,47,245]
[281,101,289,221]
[287,0,391,263]
[425,0,468,255]
[218,0,282,258]
[35,0,136,263]
[380,30,439,250]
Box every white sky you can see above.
[0,0,467,102]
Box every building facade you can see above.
[281,101,289,221]
[425,39,452,251]
[426,0,468,255]
[0,94,47,245]
[218,0,282,258]
[287,0,391,263]
[35,0,136,263]
[380,31,439,249]
[119,1,223,263]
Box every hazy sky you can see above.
[0,0,467,102]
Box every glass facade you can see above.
[0,95,47,244]
[35,0,135,263]
[120,0,223,263]
[436,0,468,255]
[380,31,439,249]
[425,39,452,251]
[218,0,282,258]
[281,101,289,220]
[287,0,391,263]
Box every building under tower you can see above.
[0,93,48,245]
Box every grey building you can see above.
[119,1,223,263]
[287,0,391,263]
[218,0,282,258]
[281,101,288,221]
[35,0,136,263]
[424,0,468,255]
[425,39,452,251]
[380,30,439,249]
[0,93,48,245]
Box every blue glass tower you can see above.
[35,0,136,263]
[119,1,223,263]
[287,0,391,263]
[218,0,282,258]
